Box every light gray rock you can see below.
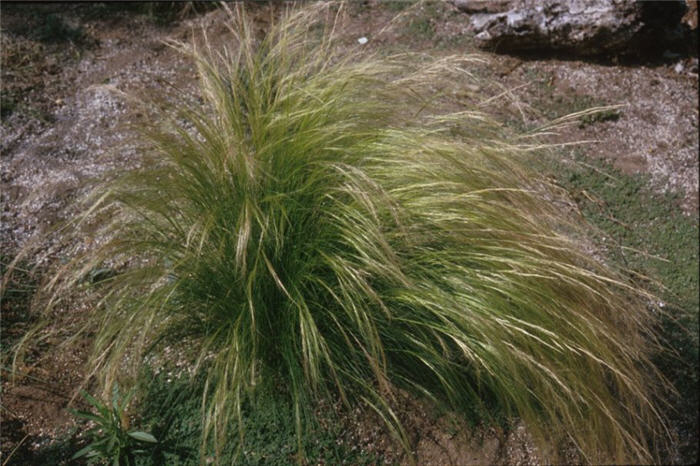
[466,0,645,55]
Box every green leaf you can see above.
[122,388,136,407]
[128,431,158,443]
[71,444,97,460]
[112,406,122,427]
[82,391,110,418]
[90,436,109,447]
[70,409,107,425]
[112,382,120,410]
[107,435,116,453]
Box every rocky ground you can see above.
[1,2,697,464]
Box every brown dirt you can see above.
[497,57,699,213]
[334,391,552,465]
[1,1,697,465]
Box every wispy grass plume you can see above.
[12,3,668,463]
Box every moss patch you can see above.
[547,152,699,462]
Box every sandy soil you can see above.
[1,2,697,464]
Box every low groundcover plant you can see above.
[12,3,669,464]
[71,384,157,465]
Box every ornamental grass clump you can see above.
[14,3,668,463]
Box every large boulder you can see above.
[453,0,689,56]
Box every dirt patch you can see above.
[501,57,699,212]
[0,5,204,464]
[331,390,554,465]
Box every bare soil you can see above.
[1,2,697,464]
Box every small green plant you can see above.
[132,367,379,465]
[71,385,157,465]
[578,108,621,127]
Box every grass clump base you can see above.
[10,3,670,464]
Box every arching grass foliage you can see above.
[11,3,668,464]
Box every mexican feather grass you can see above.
[11,3,668,463]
